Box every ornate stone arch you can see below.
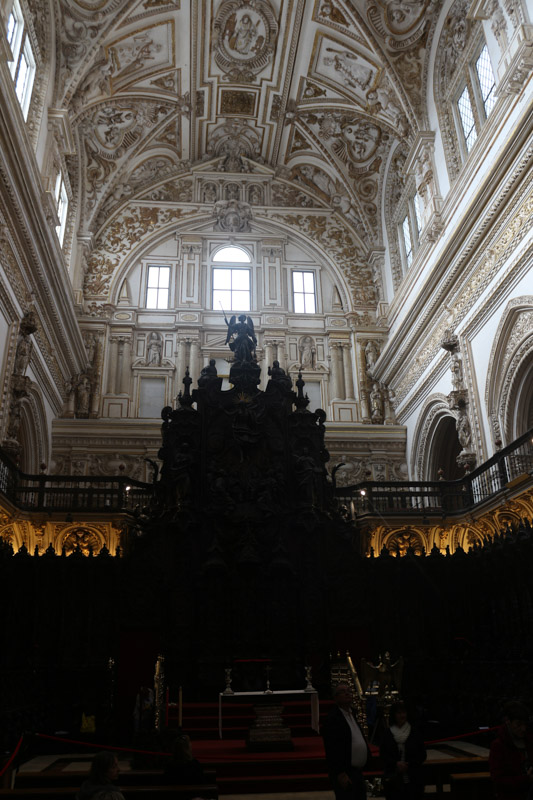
[18,388,49,474]
[410,394,461,481]
[57,524,106,555]
[382,527,426,557]
[485,296,533,445]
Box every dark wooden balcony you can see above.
[335,426,533,521]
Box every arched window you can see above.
[211,246,252,311]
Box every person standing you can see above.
[380,702,426,799]
[490,701,533,800]
[323,683,370,800]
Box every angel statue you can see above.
[224,313,257,363]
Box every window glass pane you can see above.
[147,266,159,287]
[476,45,496,117]
[56,180,68,246]
[294,294,305,314]
[147,266,170,289]
[157,267,170,288]
[15,51,29,103]
[458,86,477,151]
[305,294,316,313]
[231,270,250,290]
[402,215,412,268]
[156,289,168,309]
[413,193,422,235]
[213,268,250,310]
[146,288,158,307]
[213,289,232,310]
[213,268,231,288]
[232,291,249,310]
[7,13,17,48]
[292,272,303,293]
[303,272,315,293]
[292,271,316,314]
[146,267,170,308]
[213,246,251,263]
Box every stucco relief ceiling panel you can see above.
[210,0,281,84]
[310,32,382,109]
[312,0,368,45]
[119,0,181,27]
[106,21,176,93]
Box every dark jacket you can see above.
[163,758,207,786]
[489,724,533,800]
[380,724,426,790]
[76,780,121,800]
[323,704,370,778]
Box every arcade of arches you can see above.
[1,0,533,561]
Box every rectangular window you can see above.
[55,173,69,245]
[6,2,35,119]
[476,45,496,118]
[146,265,170,309]
[401,215,413,268]
[139,377,165,418]
[457,86,477,152]
[7,1,23,70]
[212,267,250,311]
[292,270,316,314]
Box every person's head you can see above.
[502,701,529,739]
[333,682,352,710]
[389,702,408,728]
[89,751,119,784]
[172,733,193,763]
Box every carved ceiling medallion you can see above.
[213,0,279,83]
[367,0,433,49]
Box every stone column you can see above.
[119,336,131,395]
[108,337,119,394]
[341,342,355,400]
[277,340,287,373]
[328,343,344,400]
[189,339,200,385]
[263,341,275,388]
[116,337,126,394]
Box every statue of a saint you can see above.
[77,375,91,416]
[451,354,463,392]
[370,382,384,423]
[365,340,379,375]
[457,411,472,451]
[14,335,32,376]
[224,314,257,362]
[147,332,162,366]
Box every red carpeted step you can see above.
[216,773,331,794]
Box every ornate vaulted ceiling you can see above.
[52,0,443,301]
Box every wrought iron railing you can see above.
[335,427,533,520]
[0,450,152,514]
[0,427,531,519]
